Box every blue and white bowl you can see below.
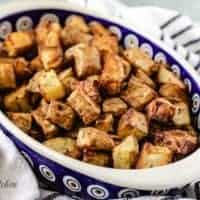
[0,1,200,199]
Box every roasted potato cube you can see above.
[79,80,101,104]
[121,77,157,110]
[123,47,156,75]
[36,21,61,45]
[89,21,111,36]
[154,129,197,156]
[173,102,190,126]
[159,83,187,102]
[14,57,32,79]
[118,109,148,140]
[39,70,66,101]
[77,127,114,150]
[43,137,81,159]
[92,34,119,54]
[32,107,58,139]
[135,69,156,89]
[157,66,185,89]
[100,54,130,95]
[83,150,110,166]
[113,135,139,169]
[65,43,101,78]
[30,56,44,72]
[86,75,100,84]
[39,46,63,70]
[67,84,100,125]
[4,85,32,112]
[46,100,75,130]
[4,31,35,57]
[7,112,32,132]
[95,113,114,132]
[136,143,173,169]
[0,61,16,89]
[65,15,90,33]
[103,98,127,116]
[146,98,175,123]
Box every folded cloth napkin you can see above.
[1,0,200,199]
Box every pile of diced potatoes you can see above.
[0,15,198,169]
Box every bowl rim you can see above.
[0,0,200,190]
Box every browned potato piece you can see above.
[86,75,100,84]
[43,137,81,159]
[77,127,114,150]
[89,21,111,36]
[102,98,127,116]
[36,21,61,46]
[79,80,101,104]
[4,31,35,57]
[159,83,187,102]
[95,113,114,132]
[38,70,66,101]
[123,47,156,75]
[32,106,58,139]
[100,54,130,95]
[118,108,148,140]
[4,85,32,112]
[83,150,110,166]
[136,143,173,169]
[173,102,190,126]
[157,66,185,89]
[67,83,100,125]
[65,43,101,78]
[30,56,44,72]
[135,69,156,89]
[146,98,175,123]
[113,135,139,169]
[0,61,16,89]
[14,57,32,79]
[39,46,63,70]
[154,129,197,156]
[121,77,157,110]
[46,100,75,130]
[7,112,32,132]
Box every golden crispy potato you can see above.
[113,135,139,169]
[86,75,100,84]
[135,69,156,89]
[7,112,32,132]
[89,21,111,36]
[95,113,114,132]
[118,108,148,140]
[4,31,35,57]
[65,43,101,78]
[173,102,190,126]
[67,83,100,125]
[83,150,110,166]
[0,61,16,89]
[121,77,157,110]
[159,83,187,102]
[102,98,127,116]
[77,127,114,151]
[157,66,185,89]
[14,57,32,79]
[146,98,175,123]
[136,143,173,169]
[4,85,32,112]
[32,106,58,139]
[30,56,44,72]
[38,70,66,101]
[100,53,130,95]
[123,47,156,75]
[154,129,197,156]
[39,46,63,70]
[44,137,81,159]
[46,100,75,130]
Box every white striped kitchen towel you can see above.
[0,0,200,200]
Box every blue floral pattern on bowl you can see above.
[0,8,199,200]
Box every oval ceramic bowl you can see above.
[0,1,200,199]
